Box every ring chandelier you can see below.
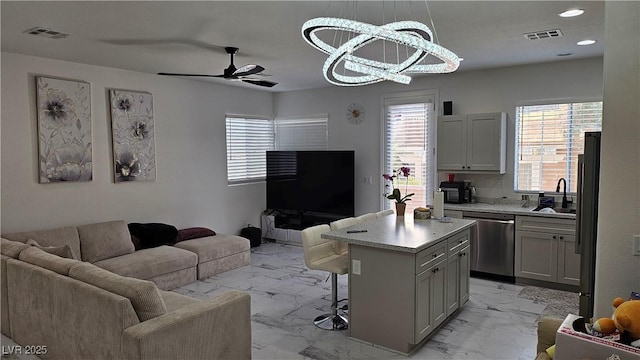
[302,17,460,86]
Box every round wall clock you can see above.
[346,102,365,125]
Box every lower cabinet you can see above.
[348,228,471,354]
[415,259,447,343]
[515,216,579,286]
[446,231,471,316]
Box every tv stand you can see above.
[261,211,348,246]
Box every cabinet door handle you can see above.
[432,267,439,273]
[432,253,438,258]
[552,235,557,239]
[559,236,564,240]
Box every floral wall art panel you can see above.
[109,89,156,182]
[36,76,92,183]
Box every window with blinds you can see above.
[225,116,274,184]
[383,93,435,214]
[274,116,328,150]
[515,101,602,193]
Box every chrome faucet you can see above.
[556,178,568,209]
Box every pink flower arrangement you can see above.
[383,166,414,204]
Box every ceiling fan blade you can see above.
[242,79,277,88]
[233,64,265,77]
[158,72,224,78]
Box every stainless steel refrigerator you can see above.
[576,131,601,319]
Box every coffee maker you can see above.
[463,182,478,203]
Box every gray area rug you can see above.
[518,285,579,320]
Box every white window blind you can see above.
[383,94,435,214]
[274,116,328,150]
[225,116,274,184]
[515,101,602,193]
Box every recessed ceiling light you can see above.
[559,9,585,18]
[577,39,597,46]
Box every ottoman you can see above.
[174,234,250,279]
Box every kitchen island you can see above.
[321,215,475,355]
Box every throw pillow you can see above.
[0,237,30,258]
[175,227,216,243]
[127,223,178,249]
[130,234,142,251]
[26,238,79,260]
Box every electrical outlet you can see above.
[633,235,640,256]
[352,260,361,275]
[364,176,373,184]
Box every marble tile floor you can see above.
[1,242,578,360]
[174,242,577,360]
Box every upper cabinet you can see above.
[437,112,507,173]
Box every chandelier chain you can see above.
[424,1,440,45]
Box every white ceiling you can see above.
[1,1,605,92]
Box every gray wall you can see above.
[274,57,604,215]
[1,52,273,234]
[594,2,640,318]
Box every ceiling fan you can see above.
[158,47,277,88]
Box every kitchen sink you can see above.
[531,206,576,214]
[554,208,576,214]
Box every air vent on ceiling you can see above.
[523,29,563,41]
[24,27,70,39]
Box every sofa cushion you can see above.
[77,220,135,263]
[26,239,78,260]
[174,234,250,263]
[176,227,216,243]
[1,238,29,258]
[18,246,81,276]
[93,245,197,281]
[2,226,81,261]
[69,262,167,322]
[128,223,178,249]
[159,290,201,312]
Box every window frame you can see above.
[513,97,603,194]
[273,114,329,151]
[225,114,274,185]
[380,89,439,211]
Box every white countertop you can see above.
[321,215,475,253]
[444,202,576,219]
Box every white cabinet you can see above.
[415,258,446,343]
[515,216,579,286]
[437,112,507,173]
[446,231,470,316]
[348,228,471,353]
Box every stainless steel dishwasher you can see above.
[462,211,515,281]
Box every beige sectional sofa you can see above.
[1,238,251,359]
[2,220,250,290]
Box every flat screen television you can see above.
[266,151,355,217]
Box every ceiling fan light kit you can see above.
[301,1,460,87]
[158,46,277,88]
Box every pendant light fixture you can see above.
[301,1,460,86]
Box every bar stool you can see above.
[301,224,349,330]
[355,213,376,223]
[375,209,395,218]
[329,217,358,255]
